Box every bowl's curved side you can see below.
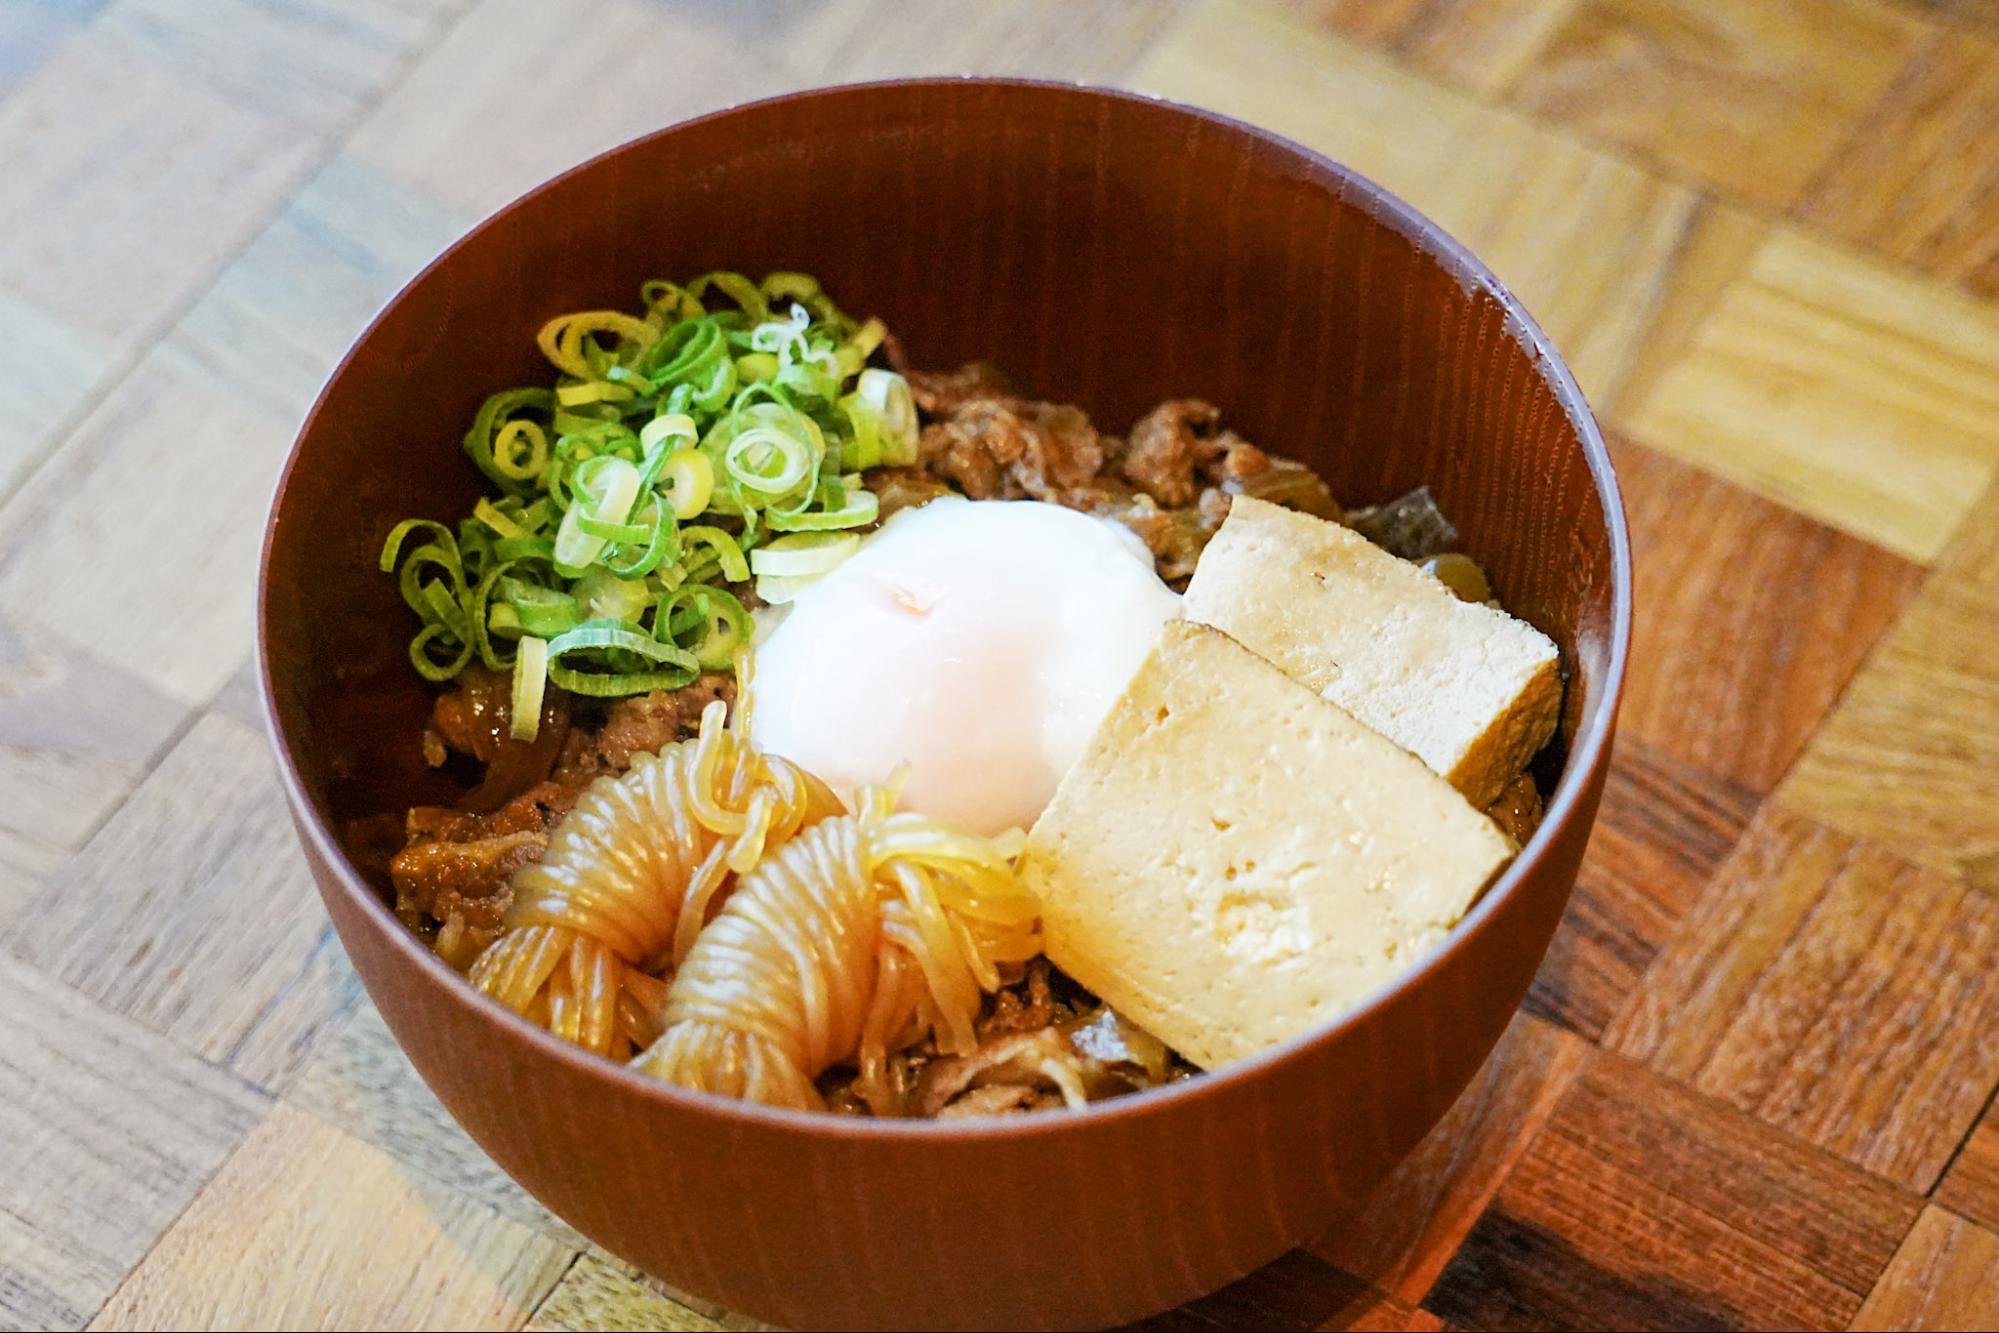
[262,79,1627,1331]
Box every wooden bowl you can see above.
[259,80,1629,1331]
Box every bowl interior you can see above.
[265,81,1621,873]
[259,78,1629,1330]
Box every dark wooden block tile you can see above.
[1130,1251,1429,1332]
[1610,808,1999,1191]
[1609,439,1927,794]
[1938,1102,1999,1234]
[1426,1052,1922,1331]
[1526,737,1757,1039]
[1314,1014,1588,1302]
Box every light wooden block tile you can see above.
[1609,809,1999,1192]
[0,339,292,705]
[1128,0,1698,405]
[1851,1208,1999,1331]
[1312,1013,1588,1303]
[530,1252,730,1333]
[0,0,98,99]
[1781,479,1999,884]
[0,823,66,933]
[8,712,362,1091]
[784,0,1177,83]
[0,23,318,349]
[176,155,475,424]
[1290,0,1584,94]
[209,654,262,729]
[1507,0,1930,208]
[87,1103,574,1332]
[347,0,805,218]
[0,954,267,1331]
[1799,28,1999,302]
[1940,1103,1999,1234]
[1622,228,1999,563]
[288,1003,584,1246]
[0,617,189,860]
[1604,197,1768,426]
[100,0,458,129]
[0,284,113,492]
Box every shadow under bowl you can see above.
[259,78,1630,1332]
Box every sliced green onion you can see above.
[847,368,918,467]
[754,572,822,606]
[765,486,879,531]
[497,580,582,637]
[688,271,769,326]
[679,525,749,583]
[463,388,554,494]
[545,619,698,696]
[660,448,714,520]
[410,622,473,681]
[639,412,698,455]
[473,498,522,539]
[748,531,859,579]
[553,455,642,573]
[573,569,652,624]
[658,585,751,671]
[556,380,634,407]
[719,402,820,498]
[510,636,549,742]
[735,351,778,384]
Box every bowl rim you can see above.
[258,75,1632,1140]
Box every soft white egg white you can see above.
[753,497,1181,835]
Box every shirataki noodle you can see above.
[467,650,1044,1107]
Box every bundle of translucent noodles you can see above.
[633,781,1044,1112]
[467,653,843,1059]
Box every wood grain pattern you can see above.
[86,1103,573,1332]
[1937,1103,1999,1234]
[0,0,99,100]
[176,155,475,425]
[1610,438,1927,791]
[0,0,439,387]
[1129,0,1698,406]
[0,954,267,1331]
[1297,0,1583,93]
[1314,1014,1588,1302]
[346,0,805,217]
[0,616,187,864]
[99,0,458,129]
[7,712,361,1091]
[530,1251,768,1333]
[1609,808,1999,1191]
[785,0,1176,84]
[1427,1051,1922,1331]
[1506,0,1930,207]
[1129,1251,1432,1332]
[0,287,113,495]
[1620,228,1999,562]
[0,340,296,704]
[1799,27,1999,301]
[1850,1208,1999,1331]
[1781,479,1999,883]
[1601,197,1767,430]
[287,1004,584,1245]
[1526,737,1755,1040]
[4,0,1999,1324]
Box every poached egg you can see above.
[753,498,1180,834]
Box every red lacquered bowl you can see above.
[259,79,1630,1331]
